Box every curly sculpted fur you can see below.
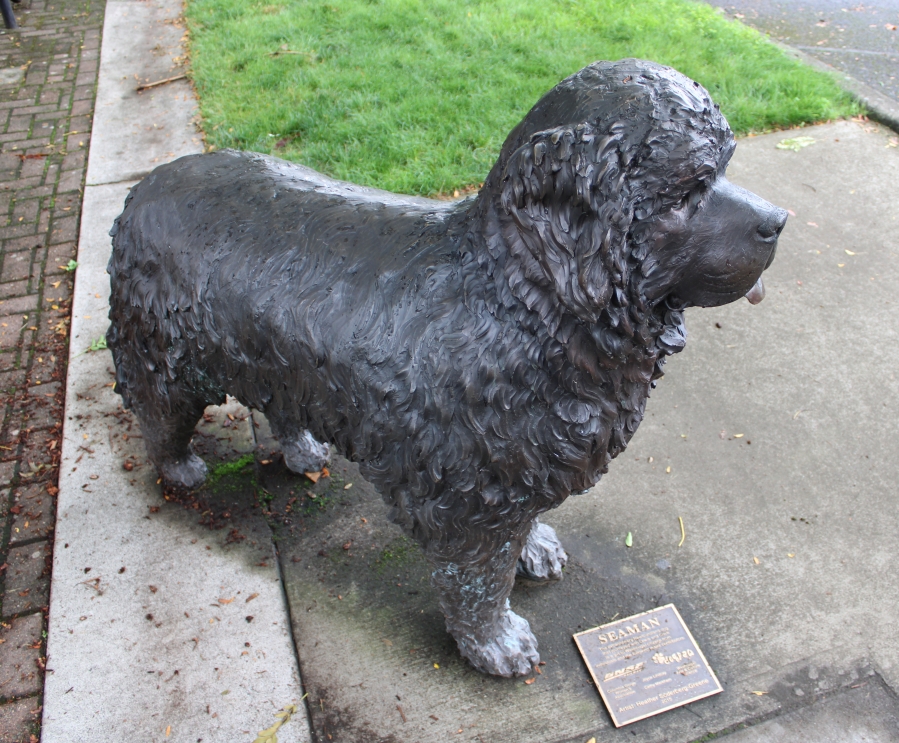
[107,60,786,676]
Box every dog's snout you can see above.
[758,207,788,240]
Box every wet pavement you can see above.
[269,120,899,742]
[714,1,899,103]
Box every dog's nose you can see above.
[758,208,788,240]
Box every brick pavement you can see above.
[0,0,105,740]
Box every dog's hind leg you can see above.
[265,416,331,474]
[428,523,540,677]
[517,519,568,582]
[130,389,210,490]
[281,431,331,474]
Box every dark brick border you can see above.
[0,0,105,740]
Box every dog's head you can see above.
[482,59,785,364]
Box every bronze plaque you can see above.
[573,604,722,727]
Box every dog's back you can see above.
[107,150,485,473]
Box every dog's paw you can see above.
[517,521,567,582]
[457,606,540,677]
[159,453,207,490]
[281,430,331,474]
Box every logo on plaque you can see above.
[573,604,722,727]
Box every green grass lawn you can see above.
[185,0,860,196]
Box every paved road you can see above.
[715,1,899,103]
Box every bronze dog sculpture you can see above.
[107,59,786,676]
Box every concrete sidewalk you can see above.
[36,1,899,742]
[39,1,309,741]
[265,118,899,743]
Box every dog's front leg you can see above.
[427,525,539,677]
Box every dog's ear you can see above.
[499,125,629,325]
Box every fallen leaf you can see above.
[246,593,259,603]
[734,433,744,438]
[433,663,439,669]
[165,726,171,737]
[253,704,299,743]
[750,690,768,696]
[776,136,815,151]
[845,249,855,255]
[625,532,633,548]
[344,482,353,490]
[787,553,795,558]
[753,557,760,565]
[218,597,235,604]
[305,471,321,483]
[807,221,818,227]
[665,466,671,473]
[524,677,536,684]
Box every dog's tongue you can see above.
[745,276,765,305]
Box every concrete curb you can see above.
[40,1,312,741]
[774,40,899,134]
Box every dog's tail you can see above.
[106,173,176,412]
[106,179,147,410]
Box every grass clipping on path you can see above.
[185,0,859,196]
